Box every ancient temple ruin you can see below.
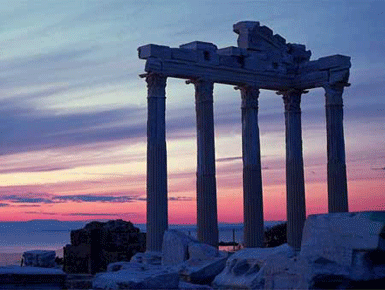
[138,21,350,251]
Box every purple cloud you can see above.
[54,194,138,203]
[0,195,53,204]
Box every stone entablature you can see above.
[139,21,350,90]
[138,21,351,252]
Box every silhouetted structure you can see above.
[138,21,350,251]
[63,220,145,274]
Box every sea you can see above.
[0,220,284,266]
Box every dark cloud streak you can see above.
[216,156,242,163]
[54,194,137,203]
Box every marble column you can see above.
[240,86,264,248]
[324,84,348,213]
[146,73,168,252]
[194,79,219,247]
[282,89,306,250]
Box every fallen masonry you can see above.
[92,211,385,290]
[213,211,385,289]
[22,250,56,268]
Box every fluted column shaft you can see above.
[240,86,264,248]
[282,90,306,250]
[194,79,219,247]
[146,73,168,252]
[324,84,348,213]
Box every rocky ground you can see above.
[92,211,385,289]
[2,212,385,289]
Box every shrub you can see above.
[264,222,287,248]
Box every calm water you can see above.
[0,220,283,265]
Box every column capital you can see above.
[145,73,167,98]
[323,83,346,106]
[278,89,306,113]
[239,85,260,110]
[191,79,214,104]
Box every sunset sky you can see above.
[0,0,384,223]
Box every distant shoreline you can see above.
[0,220,285,266]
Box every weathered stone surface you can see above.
[179,256,228,285]
[212,244,294,289]
[138,44,171,60]
[161,230,197,266]
[131,251,162,265]
[317,54,351,70]
[107,262,132,272]
[63,243,91,274]
[300,212,385,266]
[64,219,145,274]
[92,262,179,290]
[188,242,219,260]
[22,250,56,268]
[212,212,385,289]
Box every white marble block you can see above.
[300,211,385,266]
[22,250,56,268]
[161,230,197,266]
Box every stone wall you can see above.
[63,220,145,274]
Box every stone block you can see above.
[188,242,220,260]
[261,252,309,289]
[295,70,329,89]
[179,256,228,285]
[259,25,273,38]
[107,261,132,272]
[179,41,219,65]
[138,44,171,60]
[64,220,146,274]
[298,60,320,73]
[217,46,244,56]
[142,251,162,265]
[92,263,179,290]
[162,230,197,266]
[212,244,294,289]
[233,21,260,50]
[218,55,243,68]
[171,48,197,62]
[71,228,90,246]
[273,34,286,45]
[63,243,91,274]
[243,54,270,71]
[144,57,162,72]
[180,41,217,51]
[329,68,350,85]
[317,54,351,70]
[300,212,385,267]
[233,21,260,34]
[287,43,311,63]
[22,250,56,268]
